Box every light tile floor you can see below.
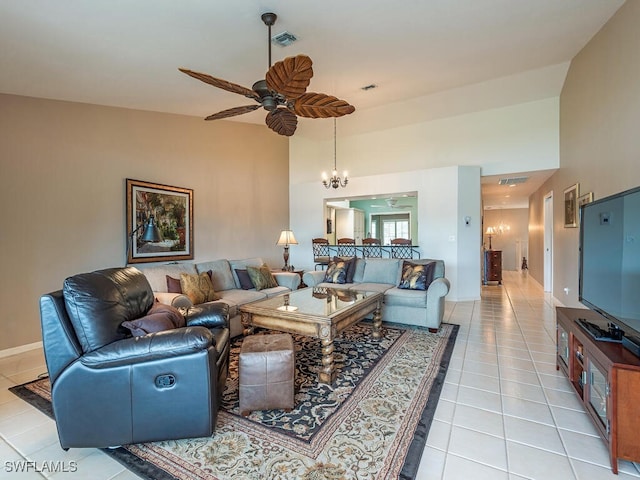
[0,271,638,479]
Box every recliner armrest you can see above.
[80,326,213,369]
[181,303,229,330]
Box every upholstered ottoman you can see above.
[239,333,295,416]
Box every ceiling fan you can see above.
[178,12,356,137]
[371,198,413,209]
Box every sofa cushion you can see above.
[121,303,186,337]
[362,258,402,285]
[136,263,198,293]
[180,272,220,304]
[217,289,266,306]
[351,258,367,283]
[196,260,236,292]
[247,265,278,291]
[398,261,435,291]
[260,285,291,298]
[230,258,265,289]
[323,258,348,284]
[63,267,155,353]
[348,282,394,294]
[235,269,254,290]
[383,287,428,308]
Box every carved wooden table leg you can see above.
[319,337,336,384]
[372,299,383,339]
[317,325,336,384]
[241,311,254,336]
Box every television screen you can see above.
[579,186,640,335]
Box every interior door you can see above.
[544,192,553,292]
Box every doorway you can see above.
[543,192,553,292]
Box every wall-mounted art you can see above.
[578,191,594,207]
[126,178,193,264]
[564,183,579,228]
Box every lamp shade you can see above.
[276,230,298,246]
[140,215,163,242]
[485,226,496,235]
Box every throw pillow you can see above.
[121,303,186,337]
[180,272,220,304]
[235,269,254,290]
[323,258,348,284]
[334,256,356,283]
[166,275,182,293]
[398,261,435,291]
[246,264,278,291]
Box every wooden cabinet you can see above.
[483,250,502,284]
[556,307,640,474]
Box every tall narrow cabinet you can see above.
[483,250,502,284]
[556,307,640,473]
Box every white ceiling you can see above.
[0,0,625,209]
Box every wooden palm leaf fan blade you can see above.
[266,108,298,136]
[205,104,261,121]
[178,68,260,101]
[292,92,356,118]
[265,54,313,99]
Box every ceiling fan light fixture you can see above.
[179,11,355,137]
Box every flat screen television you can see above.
[579,185,640,337]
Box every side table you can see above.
[272,269,306,289]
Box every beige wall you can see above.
[528,0,640,304]
[0,94,289,351]
[483,208,529,271]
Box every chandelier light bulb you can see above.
[321,118,348,189]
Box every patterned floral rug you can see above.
[11,321,458,480]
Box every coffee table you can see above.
[240,287,383,384]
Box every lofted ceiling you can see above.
[0,1,625,209]
[0,0,624,127]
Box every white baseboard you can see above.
[0,341,43,359]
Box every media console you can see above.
[557,307,640,474]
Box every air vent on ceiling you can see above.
[272,31,297,46]
[498,176,528,186]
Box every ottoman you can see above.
[239,333,295,416]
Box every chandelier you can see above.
[322,118,348,189]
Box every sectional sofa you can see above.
[303,257,450,331]
[137,258,300,337]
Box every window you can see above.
[371,213,411,245]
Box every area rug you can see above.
[10,321,458,480]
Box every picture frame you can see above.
[578,191,594,207]
[564,183,579,228]
[126,179,193,264]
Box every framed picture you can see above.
[126,179,193,264]
[564,183,579,228]
[578,191,594,207]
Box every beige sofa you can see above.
[137,258,300,337]
[302,257,450,331]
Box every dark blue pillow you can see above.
[235,269,254,290]
[323,259,348,284]
[398,261,435,291]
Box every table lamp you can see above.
[485,226,496,250]
[276,230,298,271]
